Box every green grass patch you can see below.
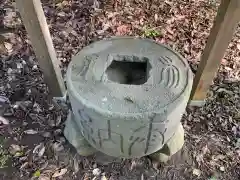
[0,136,10,168]
[143,28,161,38]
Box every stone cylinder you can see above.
[65,37,193,158]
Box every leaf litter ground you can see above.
[0,0,239,179]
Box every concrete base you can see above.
[64,112,97,156]
[149,124,184,163]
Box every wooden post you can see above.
[16,0,66,97]
[190,0,240,103]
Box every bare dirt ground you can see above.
[0,0,239,179]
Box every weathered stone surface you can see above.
[65,37,193,158]
[64,112,96,156]
[149,124,184,163]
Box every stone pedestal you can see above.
[149,124,184,162]
[64,111,96,156]
[64,37,193,158]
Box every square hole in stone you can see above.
[105,56,151,85]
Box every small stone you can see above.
[220,166,225,172]
[92,168,101,176]
[32,65,38,70]
[192,168,201,176]
[101,175,107,180]
[22,60,27,65]
[16,62,23,69]
[7,68,13,74]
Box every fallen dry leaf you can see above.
[0,116,9,125]
[52,168,67,178]
[4,42,13,53]
[24,129,38,134]
[9,144,21,155]
[0,95,9,103]
[73,156,79,173]
[116,25,129,36]
[33,143,45,157]
[39,174,51,180]
[20,162,29,170]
